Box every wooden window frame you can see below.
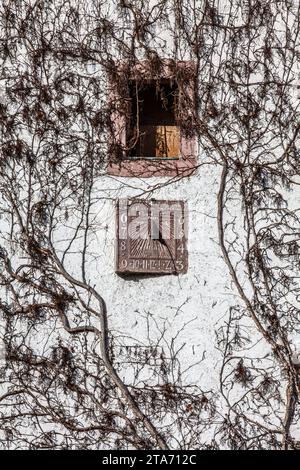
[107,60,198,178]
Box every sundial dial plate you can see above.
[116,199,188,274]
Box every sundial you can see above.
[116,199,187,274]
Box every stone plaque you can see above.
[116,199,188,274]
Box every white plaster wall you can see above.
[55,163,238,393]
[1,0,300,449]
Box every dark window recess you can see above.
[127,80,180,159]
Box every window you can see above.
[108,60,197,177]
[127,79,179,159]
